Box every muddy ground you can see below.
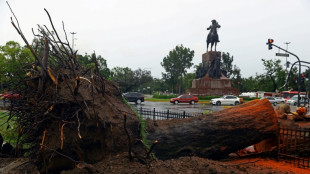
[1,153,309,174]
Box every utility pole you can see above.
[70,32,77,51]
[284,42,291,71]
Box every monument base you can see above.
[186,51,239,96]
[186,74,239,96]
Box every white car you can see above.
[286,95,308,106]
[210,95,240,106]
[274,97,285,103]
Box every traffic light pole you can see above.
[285,61,310,106]
[268,42,302,106]
[284,60,310,87]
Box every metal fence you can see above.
[277,127,310,169]
[136,107,203,120]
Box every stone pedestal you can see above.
[186,51,239,96]
[202,51,221,70]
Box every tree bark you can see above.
[147,99,278,160]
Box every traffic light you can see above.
[286,61,290,68]
[267,39,274,50]
[301,74,305,84]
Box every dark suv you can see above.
[123,92,144,104]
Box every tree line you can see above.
[0,41,309,95]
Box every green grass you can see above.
[122,97,150,148]
[145,98,170,102]
[0,110,18,145]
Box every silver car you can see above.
[286,95,308,106]
[210,95,240,106]
[261,97,278,106]
[274,97,285,103]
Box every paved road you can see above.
[130,101,308,114]
[131,101,235,114]
[1,99,308,115]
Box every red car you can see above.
[170,94,198,104]
[0,92,21,101]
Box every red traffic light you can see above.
[268,39,274,43]
[302,74,305,78]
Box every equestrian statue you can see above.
[206,19,220,52]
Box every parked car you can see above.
[262,96,278,106]
[170,94,198,104]
[286,95,308,106]
[210,95,240,106]
[274,97,285,103]
[123,92,144,104]
[0,92,21,102]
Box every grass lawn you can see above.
[0,110,18,144]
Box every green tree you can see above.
[221,52,241,79]
[111,67,135,92]
[261,59,286,92]
[241,76,259,92]
[221,52,234,78]
[110,67,153,92]
[183,73,195,90]
[161,44,194,94]
[0,41,34,90]
[77,52,111,79]
[132,68,153,92]
[148,78,168,93]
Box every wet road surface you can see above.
[131,101,235,114]
[130,101,306,114]
[0,100,307,115]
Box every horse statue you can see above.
[206,20,221,52]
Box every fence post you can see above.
[167,109,169,119]
[183,111,185,119]
[153,108,155,120]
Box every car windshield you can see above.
[290,96,298,100]
[177,95,183,98]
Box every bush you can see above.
[197,96,220,100]
[241,97,260,101]
[152,93,177,99]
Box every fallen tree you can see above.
[146,99,278,160]
[5,5,278,173]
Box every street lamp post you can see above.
[284,42,291,72]
[70,32,77,51]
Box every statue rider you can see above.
[207,19,221,42]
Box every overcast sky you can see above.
[1,0,310,78]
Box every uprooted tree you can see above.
[5,5,278,173]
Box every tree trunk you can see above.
[146,99,278,160]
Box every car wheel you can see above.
[273,102,277,106]
[190,100,195,105]
[294,102,297,106]
[216,101,221,106]
[174,100,179,104]
[136,99,142,104]
[234,101,239,105]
